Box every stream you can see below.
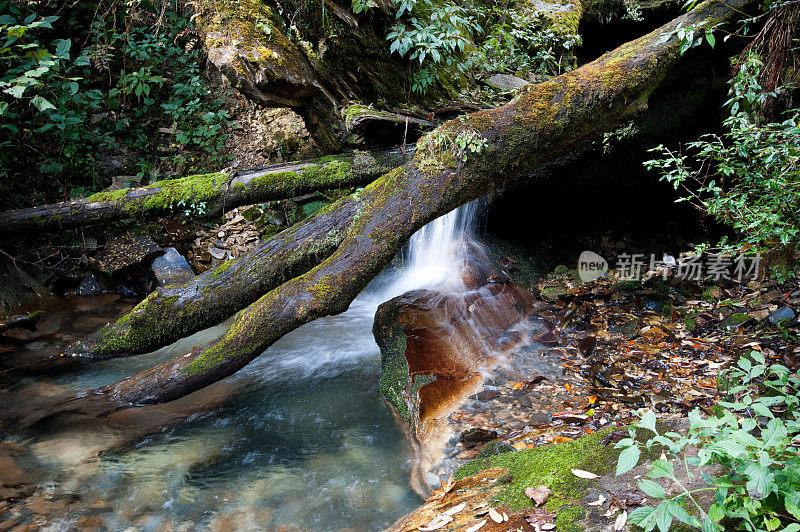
[2,202,484,530]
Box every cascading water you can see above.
[377,199,485,301]
[6,202,488,531]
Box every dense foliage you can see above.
[378,0,580,93]
[616,351,800,532]
[0,0,230,209]
[646,54,799,256]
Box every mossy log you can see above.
[0,149,411,239]
[4,0,747,425]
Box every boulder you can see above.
[484,74,530,91]
[150,248,195,286]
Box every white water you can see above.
[377,199,484,301]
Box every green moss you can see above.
[540,285,567,302]
[455,428,618,530]
[702,286,724,302]
[684,316,697,331]
[554,264,569,275]
[87,188,129,203]
[476,440,516,459]
[613,279,642,293]
[721,312,750,328]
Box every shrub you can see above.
[615,351,800,531]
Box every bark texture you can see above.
[0,149,410,238]
[6,0,747,425]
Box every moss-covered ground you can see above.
[454,427,618,531]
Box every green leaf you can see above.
[4,85,25,98]
[54,38,71,58]
[637,478,666,499]
[629,506,655,524]
[617,445,641,476]
[708,503,724,521]
[745,462,775,500]
[667,500,700,527]
[639,410,659,434]
[761,418,787,448]
[708,439,747,458]
[31,95,55,111]
[703,516,721,532]
[647,459,676,480]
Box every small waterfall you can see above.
[379,200,484,299]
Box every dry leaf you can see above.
[443,502,466,516]
[465,520,487,532]
[419,514,453,531]
[525,485,552,505]
[614,510,628,531]
[588,495,607,506]
[571,469,599,479]
[502,512,509,522]
[488,508,503,523]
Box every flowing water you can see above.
[4,202,485,531]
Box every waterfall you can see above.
[378,200,484,299]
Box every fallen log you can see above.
[0,149,412,238]
[3,0,747,426]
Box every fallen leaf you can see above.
[614,509,628,531]
[571,469,599,479]
[503,512,509,522]
[588,495,607,506]
[488,508,503,523]
[419,514,453,531]
[443,502,466,516]
[525,485,552,505]
[465,520,487,532]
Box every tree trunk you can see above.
[4,0,747,426]
[0,149,411,238]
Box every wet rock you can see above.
[76,273,104,296]
[612,279,642,294]
[0,312,43,335]
[460,428,499,443]
[0,443,34,502]
[150,248,195,286]
[474,388,500,401]
[484,73,529,91]
[95,234,162,273]
[768,306,796,325]
[533,330,559,346]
